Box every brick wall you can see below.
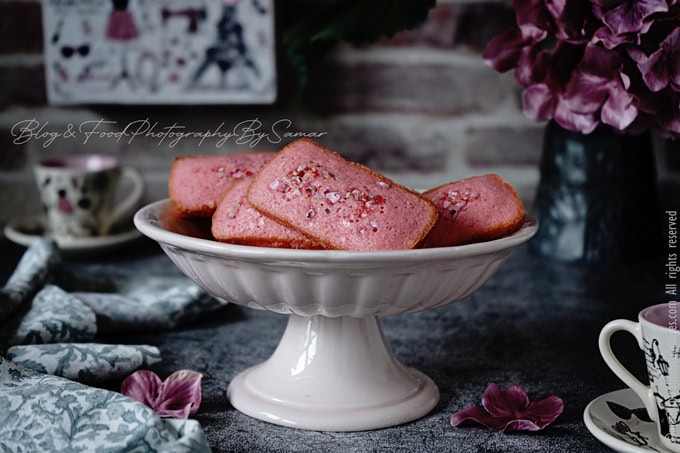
[0,0,677,230]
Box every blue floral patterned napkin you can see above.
[0,238,59,323]
[0,238,215,451]
[7,343,161,383]
[1,238,225,381]
[0,357,209,452]
[74,278,222,333]
[12,285,97,345]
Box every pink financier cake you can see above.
[212,178,321,249]
[169,152,274,217]
[421,174,524,248]
[247,139,438,251]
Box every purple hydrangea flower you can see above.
[451,383,564,432]
[559,44,638,131]
[523,83,558,122]
[521,42,591,129]
[121,369,203,419]
[593,0,668,36]
[483,29,531,73]
[637,28,680,92]
[592,24,643,49]
[546,0,594,43]
[513,0,555,41]
[483,0,680,139]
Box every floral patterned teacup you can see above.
[34,154,144,238]
[600,303,680,452]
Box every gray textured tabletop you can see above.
[1,237,661,452]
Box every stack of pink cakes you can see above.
[168,139,525,251]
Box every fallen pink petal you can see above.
[121,369,203,419]
[155,370,204,419]
[120,369,162,408]
[451,383,564,433]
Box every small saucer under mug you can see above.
[584,388,674,453]
[3,216,141,253]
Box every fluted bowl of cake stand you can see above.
[134,199,538,431]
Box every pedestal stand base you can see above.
[227,315,439,431]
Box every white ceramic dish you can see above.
[4,217,141,253]
[584,388,672,452]
[134,199,538,431]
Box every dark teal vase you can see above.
[529,121,661,262]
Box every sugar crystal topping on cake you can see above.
[210,166,254,179]
[247,139,438,250]
[439,188,480,217]
[267,161,389,233]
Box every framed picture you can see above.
[42,0,276,104]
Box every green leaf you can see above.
[284,0,436,92]
[283,20,336,92]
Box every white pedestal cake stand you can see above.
[135,200,538,431]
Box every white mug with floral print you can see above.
[34,154,144,239]
[600,303,680,452]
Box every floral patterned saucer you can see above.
[584,388,673,452]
